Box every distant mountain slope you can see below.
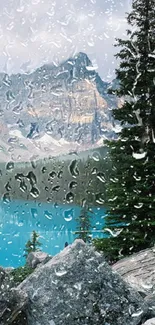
[0,52,119,162]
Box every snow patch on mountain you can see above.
[9,129,24,138]
[96,138,104,145]
[59,138,70,145]
[35,134,62,147]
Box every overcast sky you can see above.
[0,0,131,81]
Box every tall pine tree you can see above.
[95,0,155,261]
[23,231,42,258]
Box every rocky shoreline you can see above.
[1,240,155,325]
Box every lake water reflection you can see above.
[0,200,106,267]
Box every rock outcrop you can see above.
[18,240,147,325]
[26,251,52,269]
[112,247,155,296]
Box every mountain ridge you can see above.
[0,52,118,162]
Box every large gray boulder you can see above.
[19,239,147,325]
[112,247,155,296]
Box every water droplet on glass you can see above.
[15,173,24,182]
[54,202,59,209]
[91,168,97,175]
[95,193,105,204]
[3,193,11,204]
[134,203,143,209]
[55,268,67,277]
[44,210,53,220]
[3,74,12,87]
[5,182,11,191]
[26,171,37,186]
[8,147,14,153]
[132,309,143,318]
[47,198,52,203]
[52,185,60,192]
[30,187,40,198]
[66,192,74,203]
[69,160,79,178]
[31,160,37,169]
[17,119,24,128]
[8,137,18,144]
[58,171,63,178]
[13,102,23,114]
[17,221,24,227]
[42,167,47,173]
[69,181,77,189]
[31,208,38,219]
[104,228,123,237]
[92,151,100,161]
[20,180,27,192]
[87,36,95,47]
[63,208,73,222]
[6,161,14,171]
[49,171,56,179]
[97,172,106,183]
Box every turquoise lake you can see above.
[0,200,106,268]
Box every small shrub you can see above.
[11,265,34,284]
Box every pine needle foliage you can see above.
[95,0,155,261]
[23,230,42,258]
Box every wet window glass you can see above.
[0,0,155,324]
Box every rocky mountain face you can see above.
[0,52,119,161]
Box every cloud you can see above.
[0,0,131,80]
